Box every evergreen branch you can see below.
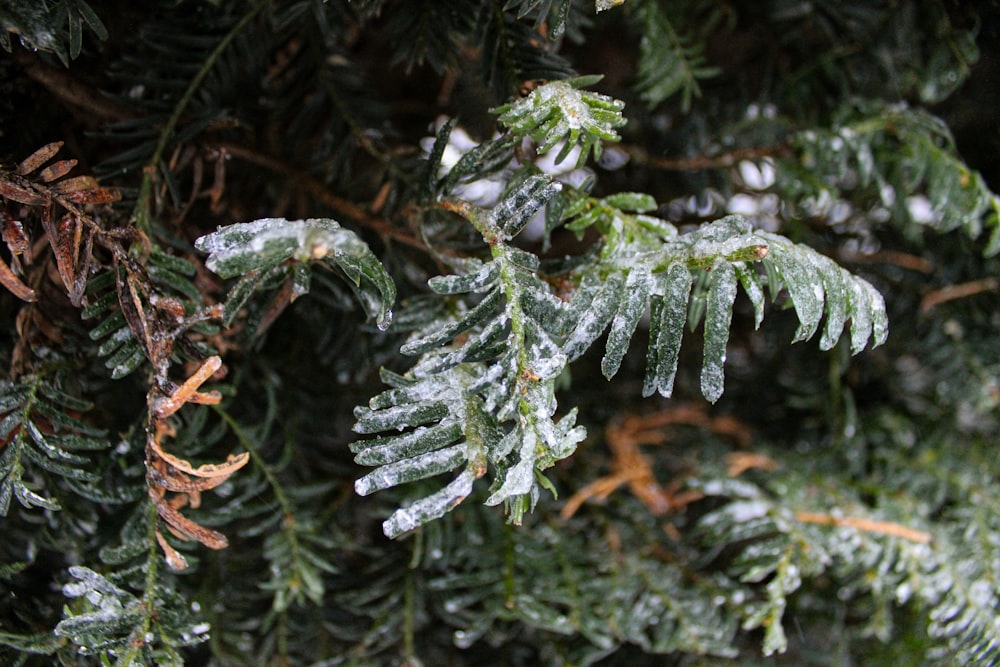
[0,371,109,515]
[354,168,887,536]
[0,0,107,65]
[3,2,998,664]
[503,0,573,40]
[218,142,426,251]
[786,102,1000,255]
[133,0,270,232]
[634,0,718,112]
[215,406,334,611]
[196,217,397,330]
[492,76,626,168]
[55,501,211,664]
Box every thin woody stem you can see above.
[625,144,790,171]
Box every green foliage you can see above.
[196,217,396,329]
[1,1,999,665]
[0,0,107,64]
[0,372,110,514]
[784,101,1000,255]
[634,0,720,111]
[493,76,626,168]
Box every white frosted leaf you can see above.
[368,376,447,410]
[763,237,824,342]
[352,421,464,466]
[644,263,691,398]
[354,444,466,496]
[529,350,567,382]
[400,289,503,356]
[550,409,586,459]
[520,286,569,337]
[63,566,127,599]
[602,267,652,379]
[815,254,848,351]
[491,176,562,240]
[524,320,566,381]
[847,280,873,354]
[440,313,510,368]
[196,218,339,277]
[701,260,738,403]
[869,284,889,347]
[735,264,766,329]
[352,401,449,434]
[489,427,520,464]
[197,217,395,328]
[562,271,602,321]
[685,215,768,265]
[485,428,538,506]
[493,80,625,168]
[563,272,625,361]
[428,261,500,295]
[382,470,476,539]
[846,278,890,353]
[504,247,542,271]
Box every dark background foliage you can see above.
[1,1,999,665]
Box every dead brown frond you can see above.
[562,404,752,519]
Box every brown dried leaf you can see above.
[151,356,223,418]
[150,487,229,549]
[2,215,29,254]
[17,141,63,176]
[148,465,230,493]
[149,436,250,480]
[68,226,93,307]
[52,175,98,194]
[0,180,46,205]
[185,390,222,406]
[115,259,155,361]
[64,187,121,205]
[50,213,81,291]
[38,159,77,183]
[156,528,189,571]
[0,258,36,301]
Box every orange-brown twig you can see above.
[219,142,427,251]
[920,277,999,314]
[150,356,223,419]
[725,451,780,477]
[562,404,750,518]
[794,511,931,544]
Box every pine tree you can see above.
[1,1,998,665]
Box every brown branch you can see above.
[625,144,790,171]
[218,142,427,251]
[843,249,936,274]
[14,48,137,123]
[14,51,428,252]
[920,277,999,314]
[794,511,932,544]
[561,405,749,519]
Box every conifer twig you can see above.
[219,142,427,250]
[133,0,270,231]
[920,277,999,313]
[794,511,932,543]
